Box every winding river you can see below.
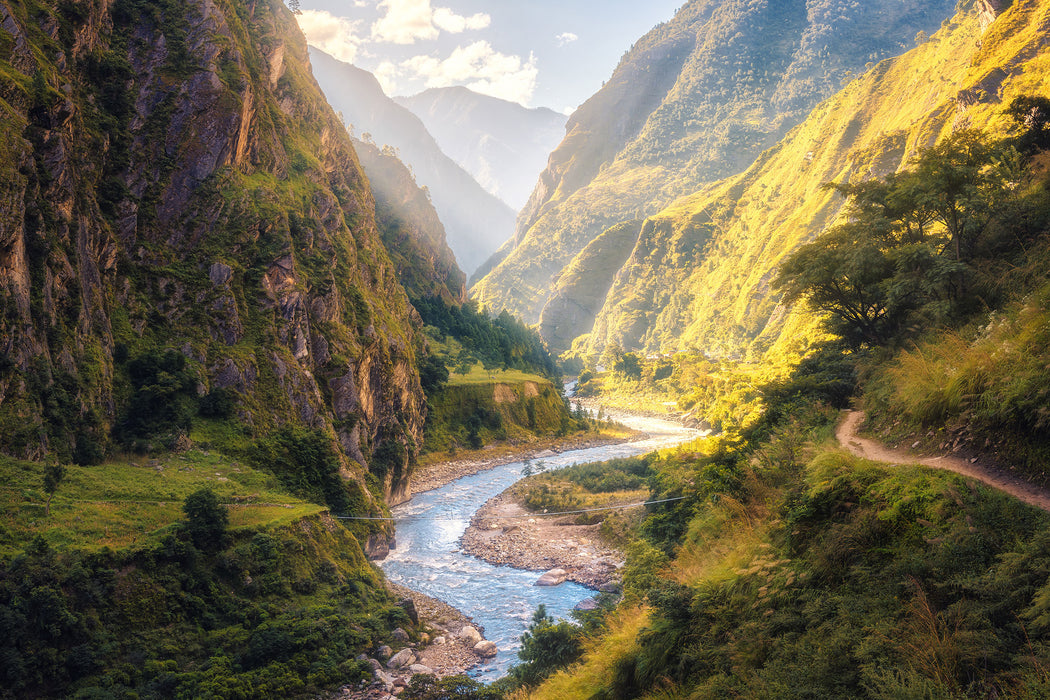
[380,412,698,680]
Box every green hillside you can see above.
[472,0,957,350]
[585,0,1050,361]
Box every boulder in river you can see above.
[386,648,416,669]
[574,597,599,611]
[473,640,498,657]
[535,568,569,586]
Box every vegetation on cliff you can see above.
[0,451,421,698]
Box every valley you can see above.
[3,0,1050,697]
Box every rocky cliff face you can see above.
[0,0,428,505]
[471,0,958,352]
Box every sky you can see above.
[295,0,685,114]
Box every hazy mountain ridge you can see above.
[395,87,566,211]
[351,137,466,305]
[472,0,959,349]
[309,48,516,275]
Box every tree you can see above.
[183,488,228,551]
[613,352,643,381]
[43,462,65,517]
[508,604,584,687]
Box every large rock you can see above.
[457,625,482,645]
[473,640,498,658]
[408,663,434,675]
[386,648,416,669]
[535,568,569,586]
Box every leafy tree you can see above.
[182,488,228,551]
[402,674,502,700]
[42,462,65,517]
[418,353,449,397]
[508,604,584,687]
[1006,94,1050,156]
[613,352,643,380]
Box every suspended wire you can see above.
[332,496,689,522]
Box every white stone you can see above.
[386,648,416,669]
[473,640,498,657]
[535,568,569,586]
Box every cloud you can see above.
[297,10,365,63]
[400,41,538,105]
[371,0,490,44]
[556,32,578,47]
[433,7,490,33]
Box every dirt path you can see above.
[837,410,1050,512]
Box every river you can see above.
[379,412,698,681]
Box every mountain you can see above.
[395,87,567,211]
[584,0,1032,361]
[471,0,958,353]
[308,48,516,276]
[0,0,441,505]
[351,137,466,304]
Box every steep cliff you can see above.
[0,0,426,504]
[472,0,958,349]
[352,137,466,305]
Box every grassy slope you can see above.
[0,448,322,556]
[585,0,1050,362]
[522,415,1050,699]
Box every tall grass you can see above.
[865,282,1050,477]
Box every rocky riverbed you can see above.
[460,492,626,590]
[326,583,496,699]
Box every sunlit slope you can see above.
[472,0,957,329]
[586,0,1050,359]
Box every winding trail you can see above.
[836,410,1050,512]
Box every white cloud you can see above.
[372,0,437,43]
[371,0,490,44]
[433,7,490,33]
[400,41,538,105]
[556,32,578,47]
[297,10,365,63]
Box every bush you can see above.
[182,488,228,551]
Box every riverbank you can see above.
[410,428,640,496]
[328,582,493,699]
[460,491,626,590]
